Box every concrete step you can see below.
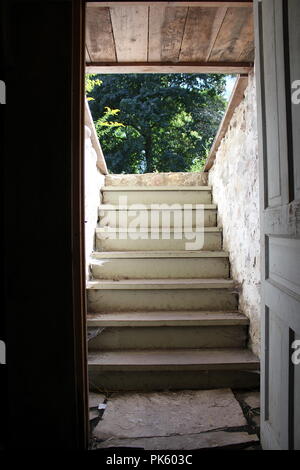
[98,204,217,228]
[95,227,222,251]
[88,348,260,391]
[88,348,259,370]
[88,324,248,350]
[87,311,249,327]
[105,172,208,187]
[102,186,212,205]
[90,250,229,279]
[87,279,238,312]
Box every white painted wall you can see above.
[85,101,107,279]
[209,72,261,356]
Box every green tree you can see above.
[87,73,227,174]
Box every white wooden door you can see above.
[254,0,300,450]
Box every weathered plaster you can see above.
[209,72,261,357]
[85,125,105,279]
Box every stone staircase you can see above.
[87,172,259,392]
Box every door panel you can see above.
[288,0,300,201]
[262,1,282,207]
[268,237,300,296]
[254,0,300,449]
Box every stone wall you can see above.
[85,100,107,279]
[208,72,261,356]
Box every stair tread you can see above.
[87,278,237,290]
[96,226,222,232]
[103,186,211,191]
[87,311,248,326]
[91,250,228,259]
[99,203,216,210]
[88,348,259,369]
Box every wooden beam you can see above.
[85,61,253,73]
[204,75,248,171]
[87,2,253,8]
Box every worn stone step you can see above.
[104,172,208,187]
[88,348,259,370]
[98,204,217,228]
[102,186,212,204]
[95,227,222,251]
[87,279,238,312]
[87,278,237,290]
[90,250,229,279]
[88,348,260,391]
[87,311,249,327]
[88,325,248,350]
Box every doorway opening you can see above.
[84,1,260,450]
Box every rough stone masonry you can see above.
[209,71,261,357]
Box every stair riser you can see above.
[88,326,247,350]
[87,289,238,312]
[99,209,217,228]
[102,190,212,205]
[89,370,260,392]
[90,257,229,279]
[96,232,222,251]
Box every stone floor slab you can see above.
[89,392,106,408]
[95,430,258,450]
[93,388,247,440]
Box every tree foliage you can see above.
[86,73,227,174]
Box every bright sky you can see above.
[224,75,237,100]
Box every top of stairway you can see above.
[105,172,208,187]
[103,186,211,191]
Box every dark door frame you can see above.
[1,0,88,449]
[71,0,89,450]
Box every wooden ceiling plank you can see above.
[179,7,224,62]
[208,7,254,61]
[238,41,254,62]
[148,5,165,61]
[161,7,188,62]
[87,2,253,8]
[86,61,253,74]
[86,7,116,62]
[110,6,149,61]
[237,9,255,61]
[205,6,228,61]
[86,46,92,64]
